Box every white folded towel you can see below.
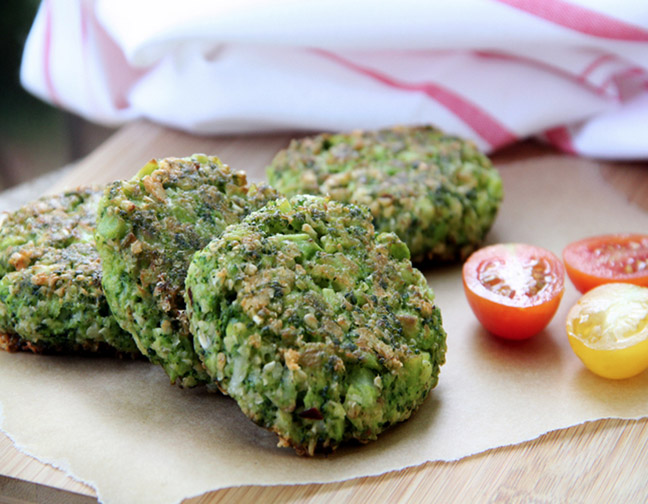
[20,0,648,158]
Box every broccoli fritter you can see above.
[186,195,446,455]
[95,154,278,387]
[266,125,503,262]
[0,188,137,355]
[0,187,99,276]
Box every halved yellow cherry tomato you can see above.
[566,283,648,379]
[563,233,648,293]
[462,243,565,340]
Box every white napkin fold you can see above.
[20,0,648,158]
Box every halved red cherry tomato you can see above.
[563,233,648,293]
[462,243,565,340]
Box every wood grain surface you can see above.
[1,121,647,503]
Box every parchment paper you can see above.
[1,153,647,504]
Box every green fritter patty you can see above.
[266,125,503,263]
[0,187,99,276]
[185,195,447,455]
[95,154,278,387]
[0,188,138,355]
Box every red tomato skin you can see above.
[563,234,648,293]
[462,244,565,340]
[463,278,563,340]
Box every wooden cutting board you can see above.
[1,121,647,503]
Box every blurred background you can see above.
[0,0,114,193]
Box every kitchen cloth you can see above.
[19,0,648,159]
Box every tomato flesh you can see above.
[563,233,648,293]
[566,283,648,379]
[462,243,565,340]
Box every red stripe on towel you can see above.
[579,53,616,81]
[316,50,517,150]
[545,126,577,154]
[42,0,60,106]
[474,50,610,97]
[495,0,648,42]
